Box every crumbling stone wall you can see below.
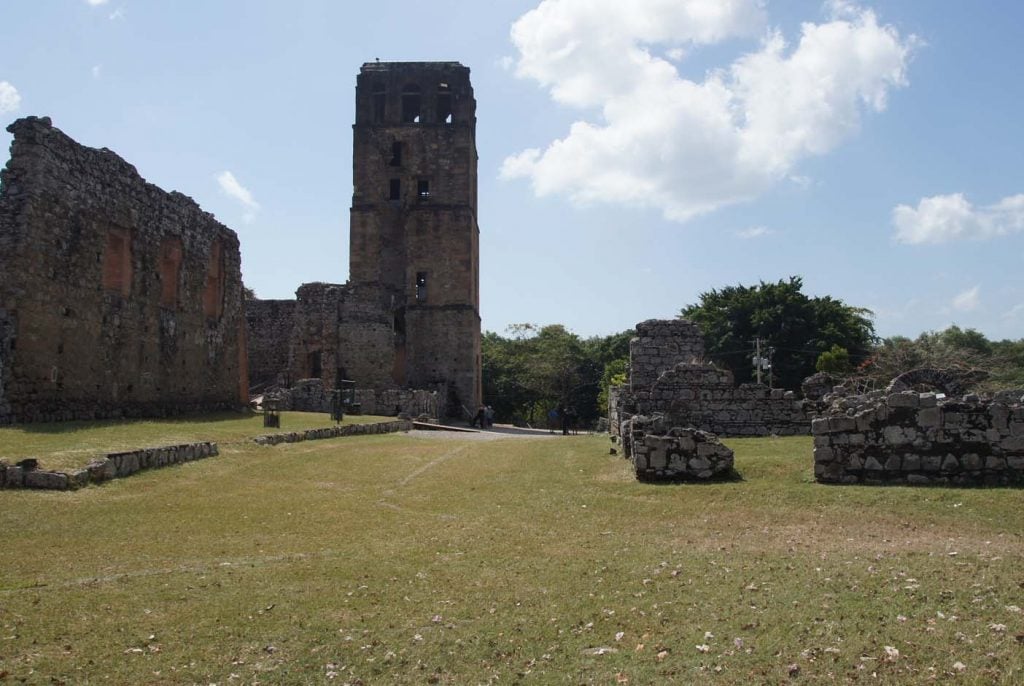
[634,363,811,436]
[269,378,439,418]
[246,284,395,394]
[629,319,705,392]
[0,117,247,424]
[813,391,1024,486]
[621,415,735,481]
[613,319,811,437]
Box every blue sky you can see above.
[2,1,1022,341]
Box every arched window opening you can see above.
[401,84,422,123]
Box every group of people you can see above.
[471,405,495,429]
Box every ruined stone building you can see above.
[0,117,249,424]
[611,319,813,437]
[247,62,482,417]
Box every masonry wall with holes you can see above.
[0,116,248,424]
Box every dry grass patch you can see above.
[0,432,1021,684]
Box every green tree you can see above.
[815,344,852,374]
[481,324,633,426]
[680,276,875,390]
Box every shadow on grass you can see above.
[14,410,257,435]
[637,468,746,486]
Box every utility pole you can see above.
[753,337,762,385]
[767,346,775,389]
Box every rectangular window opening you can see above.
[415,272,427,302]
[390,141,403,167]
[436,94,453,124]
[102,228,132,297]
[308,350,323,379]
[389,178,401,201]
[401,94,421,123]
[417,179,430,198]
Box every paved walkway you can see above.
[407,423,584,441]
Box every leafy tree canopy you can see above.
[481,324,631,426]
[680,276,876,390]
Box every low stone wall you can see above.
[0,442,217,491]
[621,415,735,481]
[813,391,1024,486]
[252,419,412,446]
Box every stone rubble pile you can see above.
[621,415,735,481]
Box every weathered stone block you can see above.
[906,474,931,485]
[3,465,24,487]
[962,453,983,470]
[883,426,911,446]
[68,469,90,489]
[829,416,856,433]
[941,454,960,471]
[887,392,919,409]
[864,456,884,471]
[921,455,942,472]
[917,407,941,428]
[884,455,902,471]
[1000,436,1024,451]
[24,470,69,490]
[985,455,1007,470]
[902,454,921,471]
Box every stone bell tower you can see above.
[349,61,482,415]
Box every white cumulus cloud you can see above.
[216,171,260,223]
[86,0,109,6]
[502,0,916,222]
[892,192,1024,244]
[0,81,21,115]
[951,285,981,313]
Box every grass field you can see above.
[0,411,394,473]
[1,430,1022,684]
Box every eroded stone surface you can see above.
[622,415,734,481]
[612,319,812,438]
[0,117,247,425]
[814,392,1024,486]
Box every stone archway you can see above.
[886,368,975,397]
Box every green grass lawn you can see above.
[0,411,395,473]
[1,433,1021,684]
